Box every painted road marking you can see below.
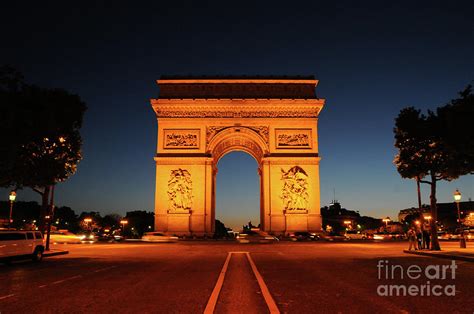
[0,293,15,300]
[246,253,280,314]
[52,275,82,285]
[204,252,280,314]
[94,265,117,273]
[203,252,233,314]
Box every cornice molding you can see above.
[150,99,324,118]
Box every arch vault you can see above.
[151,76,325,236]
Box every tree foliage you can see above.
[0,65,87,231]
[394,84,474,250]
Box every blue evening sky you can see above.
[2,1,473,229]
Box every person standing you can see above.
[408,228,417,250]
[423,228,431,250]
[416,228,423,250]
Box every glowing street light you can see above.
[120,220,128,234]
[343,220,352,230]
[83,218,92,231]
[382,217,391,230]
[453,189,466,248]
[8,191,16,227]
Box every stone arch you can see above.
[207,126,269,164]
[151,77,325,236]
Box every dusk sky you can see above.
[2,1,473,229]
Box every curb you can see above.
[44,250,69,257]
[403,250,474,262]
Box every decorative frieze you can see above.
[206,125,269,144]
[156,109,319,118]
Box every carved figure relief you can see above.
[168,169,193,212]
[164,129,199,148]
[281,166,309,211]
[275,129,312,148]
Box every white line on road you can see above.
[246,253,280,314]
[0,293,15,301]
[94,265,117,273]
[52,275,83,285]
[203,252,233,314]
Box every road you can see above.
[1,241,474,313]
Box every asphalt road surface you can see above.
[1,241,474,313]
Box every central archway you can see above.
[151,76,325,236]
[208,126,268,232]
[215,151,261,232]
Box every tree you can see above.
[102,214,122,230]
[125,211,154,237]
[0,66,87,233]
[394,85,474,250]
[54,206,79,232]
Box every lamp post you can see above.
[83,218,92,231]
[343,220,352,230]
[382,217,391,231]
[120,220,128,235]
[454,189,466,248]
[8,191,16,228]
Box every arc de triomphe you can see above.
[151,76,325,236]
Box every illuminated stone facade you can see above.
[151,77,325,236]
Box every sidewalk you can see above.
[404,242,474,262]
[43,249,69,257]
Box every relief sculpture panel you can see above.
[281,166,309,211]
[275,129,312,148]
[164,129,200,148]
[168,169,193,212]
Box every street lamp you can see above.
[8,191,16,228]
[343,220,352,230]
[453,189,466,248]
[83,218,92,231]
[382,217,391,231]
[120,220,128,234]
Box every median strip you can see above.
[245,253,280,314]
[204,252,232,314]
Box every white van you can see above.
[0,231,45,262]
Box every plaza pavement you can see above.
[1,241,474,313]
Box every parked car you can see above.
[289,231,319,241]
[236,230,279,244]
[321,232,348,241]
[49,230,82,244]
[0,230,45,263]
[141,232,179,242]
[344,230,367,240]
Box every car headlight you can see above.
[79,235,86,240]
